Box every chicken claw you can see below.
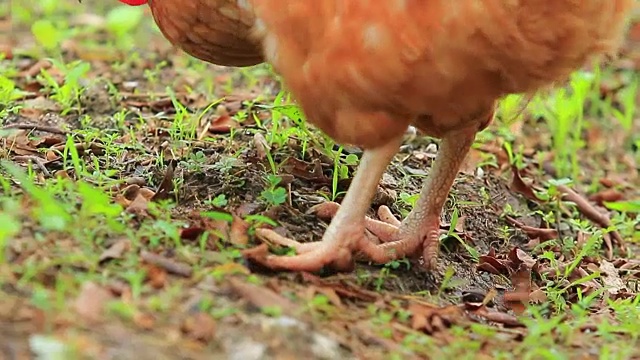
[245,127,476,272]
[244,135,404,272]
[317,203,406,248]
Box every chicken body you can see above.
[125,0,633,272]
[250,1,631,147]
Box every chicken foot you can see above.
[300,127,477,269]
[247,127,476,272]
[246,134,404,272]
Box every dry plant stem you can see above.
[140,251,193,277]
[12,156,51,176]
[556,184,625,252]
[2,124,68,135]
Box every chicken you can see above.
[119,0,634,272]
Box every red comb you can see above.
[118,0,148,5]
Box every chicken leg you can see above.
[247,134,404,272]
[247,126,476,272]
[334,126,477,270]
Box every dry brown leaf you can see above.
[180,226,206,241]
[133,312,156,330]
[98,239,130,265]
[589,188,625,206]
[210,262,250,277]
[473,307,523,327]
[209,114,236,133]
[253,132,269,160]
[504,267,532,315]
[181,312,216,342]
[508,247,537,270]
[281,157,331,184]
[529,289,548,303]
[228,278,298,315]
[299,273,379,302]
[600,260,627,296]
[510,166,542,202]
[73,282,113,323]
[125,193,149,214]
[408,303,464,334]
[478,254,510,275]
[151,161,175,202]
[311,286,344,308]
[557,185,625,252]
[229,215,250,246]
[145,263,168,289]
[506,216,558,242]
[140,251,193,278]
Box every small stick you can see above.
[2,124,67,136]
[557,185,625,254]
[12,156,51,177]
[140,250,193,277]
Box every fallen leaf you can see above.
[589,188,625,206]
[134,312,156,330]
[473,307,523,327]
[151,160,175,202]
[478,254,510,275]
[506,216,558,242]
[600,260,627,296]
[140,251,193,278]
[98,239,130,265]
[210,262,250,277]
[508,247,537,270]
[311,286,343,308]
[504,267,532,315]
[253,132,269,160]
[510,166,542,202]
[145,263,168,289]
[229,215,250,246]
[300,273,378,302]
[73,282,113,323]
[408,303,464,334]
[181,312,216,342]
[208,114,237,134]
[557,185,625,252]
[125,193,149,214]
[281,157,331,184]
[477,262,502,275]
[529,289,548,303]
[180,226,206,241]
[228,278,298,315]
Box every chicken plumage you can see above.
[136,0,263,66]
[119,0,634,272]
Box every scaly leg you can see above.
[331,127,478,269]
[246,125,477,272]
[245,134,404,272]
[259,126,477,270]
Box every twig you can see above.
[12,156,51,177]
[140,251,193,277]
[557,185,625,255]
[2,124,68,136]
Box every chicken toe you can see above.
[246,126,477,272]
[365,127,478,269]
[305,202,401,244]
[244,135,404,272]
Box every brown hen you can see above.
[119,0,634,272]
